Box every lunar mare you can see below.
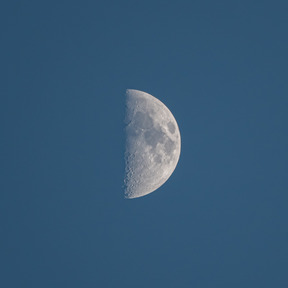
[124,89,181,199]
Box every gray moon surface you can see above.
[124,89,181,199]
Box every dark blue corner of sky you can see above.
[1,1,288,287]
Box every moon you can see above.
[124,89,181,199]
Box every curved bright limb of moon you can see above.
[124,89,181,199]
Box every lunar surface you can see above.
[124,89,181,199]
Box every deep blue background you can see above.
[1,1,287,287]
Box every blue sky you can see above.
[1,1,288,287]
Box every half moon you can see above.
[124,89,181,199]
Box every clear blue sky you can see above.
[1,1,287,287]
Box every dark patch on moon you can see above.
[164,138,175,154]
[144,128,165,148]
[167,122,175,134]
[126,111,154,139]
[154,154,162,163]
[134,111,154,129]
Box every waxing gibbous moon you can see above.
[124,89,181,199]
